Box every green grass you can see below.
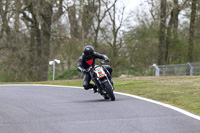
[1,76,200,115]
[0,79,83,87]
[114,76,200,115]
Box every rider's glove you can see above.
[104,58,110,62]
[82,69,87,74]
[82,69,90,74]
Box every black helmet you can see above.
[84,45,94,57]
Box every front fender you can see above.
[99,77,108,84]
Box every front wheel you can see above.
[103,81,115,101]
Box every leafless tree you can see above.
[91,0,115,48]
[188,0,197,62]
[158,0,166,65]
[20,0,64,81]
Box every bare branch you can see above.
[0,45,7,50]
[116,5,125,34]
[52,0,64,23]
[179,0,190,10]
[148,0,156,21]
[21,12,34,23]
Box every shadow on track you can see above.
[74,99,111,103]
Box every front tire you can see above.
[103,81,115,101]
[103,94,109,100]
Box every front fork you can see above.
[97,75,114,93]
[102,66,112,81]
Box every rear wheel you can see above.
[103,81,115,101]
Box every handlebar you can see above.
[85,66,92,72]
[84,60,109,73]
[101,59,110,65]
[100,61,105,64]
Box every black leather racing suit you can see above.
[77,52,112,90]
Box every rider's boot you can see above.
[111,80,114,86]
[93,85,98,93]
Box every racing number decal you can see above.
[98,70,102,75]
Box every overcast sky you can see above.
[118,0,149,28]
[125,0,143,11]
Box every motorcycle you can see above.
[85,61,115,101]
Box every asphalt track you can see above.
[0,85,200,133]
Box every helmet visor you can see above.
[84,51,93,57]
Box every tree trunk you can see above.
[0,0,11,36]
[188,0,197,62]
[68,5,80,39]
[20,0,64,81]
[82,2,97,38]
[158,0,166,65]
[38,2,53,81]
[165,0,180,64]
[173,0,179,38]
[165,12,173,64]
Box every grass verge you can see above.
[1,76,200,115]
[114,76,200,115]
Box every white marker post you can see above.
[49,59,60,80]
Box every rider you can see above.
[77,45,113,92]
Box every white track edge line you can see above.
[1,84,200,121]
[114,92,200,121]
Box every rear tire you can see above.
[103,81,115,101]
